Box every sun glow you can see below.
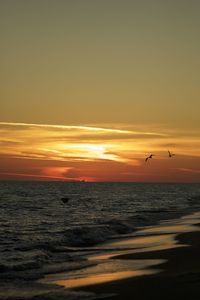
[0,122,199,182]
[59,143,120,161]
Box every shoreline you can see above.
[75,216,200,299]
[1,211,200,300]
[79,230,200,300]
[40,212,200,300]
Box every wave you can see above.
[63,218,136,247]
[1,195,200,283]
[0,218,137,281]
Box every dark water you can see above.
[0,181,200,290]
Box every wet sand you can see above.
[45,213,200,300]
[78,225,200,299]
[7,213,200,300]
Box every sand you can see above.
[79,227,200,300]
[3,214,200,300]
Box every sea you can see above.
[0,181,200,299]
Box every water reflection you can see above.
[56,270,155,288]
[44,212,200,290]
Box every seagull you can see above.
[145,154,155,162]
[168,150,175,158]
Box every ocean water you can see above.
[0,181,200,296]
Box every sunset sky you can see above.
[1,1,200,182]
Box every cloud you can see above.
[0,121,199,182]
[0,121,163,164]
[0,122,132,134]
[0,172,66,180]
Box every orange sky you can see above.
[1,1,200,182]
[0,122,199,182]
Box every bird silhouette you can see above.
[145,154,155,162]
[168,150,175,158]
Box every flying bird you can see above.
[145,154,155,162]
[168,150,175,158]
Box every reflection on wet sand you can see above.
[55,269,156,289]
[46,257,165,288]
[88,234,180,261]
[44,213,200,290]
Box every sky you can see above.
[0,0,200,182]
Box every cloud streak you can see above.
[0,122,167,163]
[0,122,199,181]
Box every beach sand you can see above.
[78,225,200,299]
[3,214,200,300]
[46,213,200,300]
